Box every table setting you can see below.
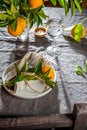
[0,0,87,129]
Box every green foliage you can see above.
[64,1,69,15]
[71,17,87,42]
[57,0,82,15]
[75,60,87,78]
[74,0,82,13]
[24,58,29,72]
[35,59,42,74]
[14,63,20,75]
[0,0,83,29]
[70,0,75,16]
[74,23,82,42]
[58,0,65,7]
[75,66,84,76]
[0,21,9,27]
[11,19,17,31]
[0,0,47,29]
[45,80,56,89]
[4,59,56,89]
[50,0,57,6]
[29,6,47,28]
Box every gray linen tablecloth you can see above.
[0,7,87,117]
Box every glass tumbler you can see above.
[47,17,63,38]
[46,16,63,57]
[17,23,30,42]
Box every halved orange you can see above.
[41,65,55,79]
[71,25,86,38]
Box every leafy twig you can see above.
[75,60,87,79]
[3,59,56,90]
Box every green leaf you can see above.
[23,0,28,6]
[6,8,13,15]
[0,14,8,20]
[35,5,43,12]
[70,0,75,16]
[37,15,42,26]
[74,0,82,13]
[24,74,37,80]
[0,0,8,10]
[13,0,19,6]
[28,67,35,73]
[58,0,65,7]
[0,20,9,27]
[85,60,87,73]
[24,59,28,72]
[7,73,37,85]
[33,12,39,22]
[64,1,69,15]
[50,0,57,6]
[14,63,20,75]
[38,10,47,19]
[45,80,56,89]
[33,13,42,26]
[9,74,25,84]
[42,68,50,77]
[75,66,84,76]
[35,59,42,74]
[38,73,56,88]
[39,73,50,80]
[10,0,18,13]
[11,19,17,31]
[29,13,34,28]
[74,23,82,42]
[3,0,10,5]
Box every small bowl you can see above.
[34,26,47,38]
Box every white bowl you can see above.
[34,26,47,38]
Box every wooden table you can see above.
[0,7,87,130]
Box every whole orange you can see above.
[29,0,43,9]
[8,18,26,37]
[71,25,86,38]
[41,65,55,79]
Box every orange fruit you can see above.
[8,17,26,37]
[29,0,43,9]
[41,65,55,79]
[71,25,86,38]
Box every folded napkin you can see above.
[4,52,52,83]
[14,80,48,94]
[4,52,47,82]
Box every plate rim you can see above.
[2,54,56,99]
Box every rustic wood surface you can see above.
[73,104,87,130]
[0,114,73,129]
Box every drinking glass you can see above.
[17,23,30,42]
[47,18,63,38]
[46,15,63,57]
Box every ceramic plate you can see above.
[2,52,56,99]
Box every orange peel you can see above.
[29,0,43,9]
[71,25,86,38]
[8,17,26,37]
[41,65,55,79]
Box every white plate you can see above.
[2,52,56,99]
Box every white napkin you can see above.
[5,52,43,82]
[14,80,47,94]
